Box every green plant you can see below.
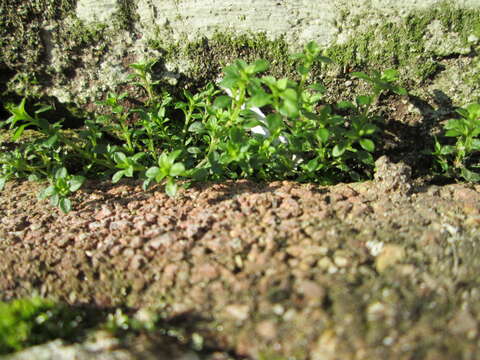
[96,92,136,154]
[128,59,161,105]
[111,151,146,183]
[143,149,186,196]
[38,167,85,213]
[1,41,408,214]
[351,69,408,99]
[432,103,480,181]
[4,98,59,144]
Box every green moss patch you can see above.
[325,2,480,83]
[0,296,104,354]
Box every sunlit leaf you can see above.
[69,176,85,192]
[170,163,185,177]
[112,170,125,183]
[332,143,347,157]
[165,179,178,197]
[359,138,375,152]
[59,198,72,214]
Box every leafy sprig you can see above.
[0,41,408,213]
[433,103,480,181]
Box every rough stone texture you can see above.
[1,178,480,359]
[77,0,480,47]
[3,337,204,360]
[1,0,480,110]
[76,0,120,24]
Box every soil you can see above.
[1,155,480,359]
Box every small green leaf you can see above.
[282,88,298,102]
[55,167,68,179]
[113,152,127,164]
[471,139,480,151]
[132,152,146,162]
[146,166,160,179]
[28,174,40,183]
[37,118,50,132]
[445,129,463,137]
[44,134,59,148]
[249,92,271,108]
[39,185,56,200]
[305,158,319,172]
[362,124,377,135]
[309,83,326,93]
[439,145,455,155]
[0,177,6,191]
[69,176,85,192]
[356,95,373,107]
[277,78,288,90]
[303,111,320,121]
[332,143,347,157]
[316,128,329,143]
[175,102,188,110]
[59,198,72,214]
[280,99,299,118]
[188,121,205,134]
[356,150,374,165]
[394,87,408,96]
[466,103,480,119]
[12,124,29,141]
[125,166,134,177]
[168,149,182,163]
[50,193,60,206]
[359,138,375,152]
[252,59,269,74]
[35,104,53,115]
[381,69,399,82]
[306,41,320,55]
[337,101,355,110]
[351,72,371,81]
[165,179,178,197]
[112,105,123,114]
[142,178,152,191]
[266,113,283,133]
[112,170,125,183]
[317,55,333,64]
[455,108,469,119]
[229,127,245,144]
[187,146,202,154]
[297,64,309,76]
[170,163,185,177]
[219,77,237,90]
[243,118,262,129]
[214,95,232,109]
[290,52,305,61]
[461,167,480,182]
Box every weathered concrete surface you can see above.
[77,0,480,46]
[1,0,480,110]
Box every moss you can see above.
[112,0,139,32]
[0,0,76,70]
[0,0,112,94]
[0,296,105,355]
[143,1,479,97]
[325,2,480,83]
[2,0,480,114]
[150,31,303,92]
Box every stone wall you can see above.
[1,0,479,112]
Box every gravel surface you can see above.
[1,157,480,359]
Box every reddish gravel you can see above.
[1,157,480,359]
